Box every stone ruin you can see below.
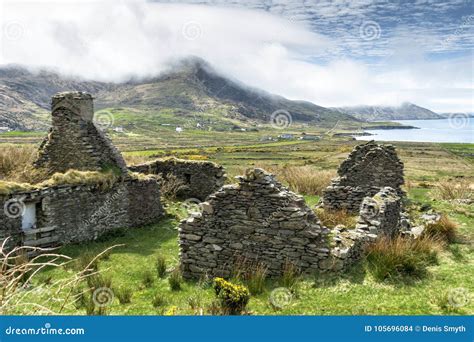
[179,167,408,279]
[129,157,226,201]
[179,168,330,279]
[1,92,163,249]
[356,187,403,238]
[179,161,409,278]
[322,141,404,212]
[34,92,128,175]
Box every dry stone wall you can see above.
[0,179,164,248]
[322,141,404,212]
[34,92,127,175]
[130,158,226,201]
[179,168,330,279]
[356,187,402,238]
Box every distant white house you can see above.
[113,126,124,133]
[0,127,10,132]
[300,135,320,141]
[278,134,294,140]
[176,127,183,133]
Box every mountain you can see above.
[332,103,444,122]
[0,58,355,131]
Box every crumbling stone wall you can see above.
[0,178,164,248]
[34,92,127,175]
[322,141,404,212]
[130,158,226,201]
[356,187,402,238]
[327,187,403,270]
[179,168,330,279]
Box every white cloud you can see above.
[0,0,472,112]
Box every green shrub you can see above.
[115,287,133,304]
[213,277,250,315]
[168,268,183,291]
[423,215,457,243]
[365,236,440,281]
[141,270,155,288]
[156,255,167,278]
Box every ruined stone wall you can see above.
[356,187,402,238]
[0,179,163,248]
[130,158,226,201]
[179,168,330,279]
[322,141,404,212]
[34,92,127,175]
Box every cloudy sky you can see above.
[0,0,472,112]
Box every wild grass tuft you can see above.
[315,208,357,228]
[156,255,167,278]
[365,236,441,281]
[423,215,458,243]
[430,178,474,200]
[115,286,133,305]
[168,268,183,291]
[141,270,155,288]
[152,293,168,309]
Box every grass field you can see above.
[1,127,473,315]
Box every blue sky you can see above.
[156,0,473,64]
[1,0,472,112]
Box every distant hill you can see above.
[332,103,444,122]
[0,58,355,131]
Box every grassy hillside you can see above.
[1,134,472,315]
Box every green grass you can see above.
[2,124,473,315]
[20,203,472,315]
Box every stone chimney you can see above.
[34,92,127,175]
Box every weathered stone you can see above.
[129,158,226,201]
[179,168,327,278]
[322,141,404,212]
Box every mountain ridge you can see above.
[0,58,355,131]
[332,103,444,121]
